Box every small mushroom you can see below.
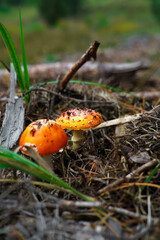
[56,108,102,150]
[19,119,68,167]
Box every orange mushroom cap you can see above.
[56,108,102,130]
[19,119,67,156]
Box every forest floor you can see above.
[1,36,160,239]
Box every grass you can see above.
[19,10,30,95]
[0,145,92,201]
[30,79,133,96]
[0,12,30,103]
[0,0,160,65]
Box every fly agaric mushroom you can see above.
[56,108,102,150]
[19,119,67,167]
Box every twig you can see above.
[108,206,158,221]
[49,75,61,117]
[27,185,103,208]
[93,113,143,129]
[125,159,159,178]
[0,182,21,201]
[95,104,160,130]
[98,158,159,195]
[0,60,149,87]
[0,59,10,72]
[59,200,103,209]
[31,192,47,232]
[23,86,111,105]
[123,196,153,240]
[59,41,100,93]
[114,91,160,100]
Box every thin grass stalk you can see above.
[0,22,29,103]
[0,146,91,201]
[19,9,30,97]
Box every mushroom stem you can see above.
[71,130,84,150]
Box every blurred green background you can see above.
[0,0,160,65]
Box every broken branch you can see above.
[59,41,100,92]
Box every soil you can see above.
[1,35,160,240]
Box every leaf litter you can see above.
[1,40,160,239]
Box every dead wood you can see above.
[113,91,160,100]
[0,60,149,88]
[98,158,159,195]
[0,64,24,149]
[59,41,100,92]
[94,113,143,129]
[1,47,160,240]
[23,86,114,107]
[108,206,158,221]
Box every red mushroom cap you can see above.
[19,119,67,156]
[56,108,102,130]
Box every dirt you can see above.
[1,35,160,239]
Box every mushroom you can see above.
[19,119,68,167]
[56,108,102,150]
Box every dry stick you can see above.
[22,200,103,209]
[59,40,100,93]
[94,104,160,130]
[24,87,109,105]
[0,60,149,86]
[125,196,153,240]
[98,158,159,195]
[114,91,160,100]
[108,206,158,221]
[93,113,142,129]
[49,74,61,117]
[0,59,10,72]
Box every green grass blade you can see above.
[141,163,160,191]
[0,23,25,92]
[19,9,30,93]
[0,146,91,201]
[30,79,134,96]
[0,22,29,103]
[0,163,10,169]
[71,80,133,95]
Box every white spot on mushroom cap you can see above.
[88,120,93,124]
[23,143,38,152]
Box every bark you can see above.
[0,60,149,88]
[0,64,24,149]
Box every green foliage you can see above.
[30,79,132,96]
[0,146,91,201]
[0,23,26,92]
[1,1,160,64]
[7,0,24,5]
[150,0,160,23]
[45,54,58,63]
[0,17,30,103]
[39,0,83,25]
[141,163,160,191]
[19,10,30,95]
[25,0,41,5]
[0,0,25,7]
[0,0,41,8]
